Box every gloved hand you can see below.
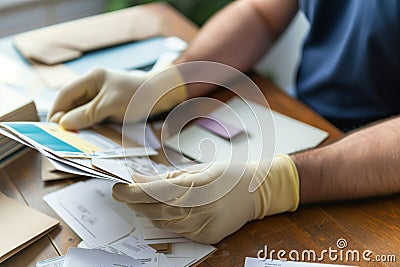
[112,154,299,244]
[47,67,187,130]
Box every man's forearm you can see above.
[175,0,298,98]
[293,117,400,204]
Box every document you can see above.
[44,179,215,265]
[81,241,172,266]
[167,242,216,267]
[36,256,64,267]
[92,157,176,180]
[97,235,156,258]
[136,216,183,240]
[44,179,187,247]
[39,238,174,267]
[83,238,216,267]
[244,258,355,267]
[43,180,133,248]
[63,248,141,267]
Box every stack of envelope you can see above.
[0,84,38,163]
[0,121,169,183]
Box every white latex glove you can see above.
[112,154,299,244]
[47,67,187,129]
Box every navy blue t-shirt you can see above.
[297,0,400,131]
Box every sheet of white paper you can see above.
[132,255,160,267]
[63,248,141,267]
[166,242,216,267]
[45,179,187,248]
[36,256,64,267]
[101,235,156,258]
[97,235,175,267]
[94,147,158,158]
[244,258,354,267]
[165,97,328,162]
[137,216,182,240]
[38,248,174,267]
[43,180,133,247]
[92,157,176,181]
[109,234,214,267]
[79,239,173,267]
[137,236,189,245]
[119,227,189,245]
[77,226,213,266]
[74,178,188,244]
[167,257,197,267]
[159,253,176,267]
[111,123,161,150]
[78,241,91,249]
[91,158,134,181]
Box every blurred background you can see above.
[0,0,309,94]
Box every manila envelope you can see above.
[12,5,164,88]
[0,191,59,263]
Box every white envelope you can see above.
[43,180,133,247]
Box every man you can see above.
[48,0,400,244]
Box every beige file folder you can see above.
[0,192,59,263]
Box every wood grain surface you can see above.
[1,2,399,267]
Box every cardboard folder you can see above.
[0,191,59,263]
[12,6,165,89]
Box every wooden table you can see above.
[1,3,399,267]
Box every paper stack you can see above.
[0,122,216,266]
[0,122,167,183]
[36,242,169,267]
[0,84,38,162]
[41,179,216,267]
